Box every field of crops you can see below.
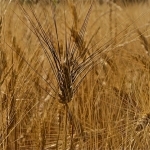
[0,0,150,149]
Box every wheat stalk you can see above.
[17,1,97,149]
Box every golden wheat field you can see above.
[1,0,150,149]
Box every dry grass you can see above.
[0,0,150,149]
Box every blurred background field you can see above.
[1,0,150,149]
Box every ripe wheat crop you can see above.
[0,0,150,149]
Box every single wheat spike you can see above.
[18,2,94,145]
[58,61,73,104]
[135,113,150,132]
